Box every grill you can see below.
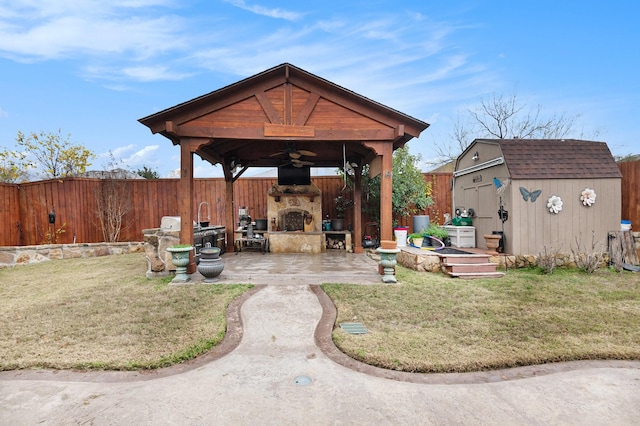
[194,226,226,259]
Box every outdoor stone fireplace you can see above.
[267,183,323,253]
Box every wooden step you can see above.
[441,254,492,265]
[445,262,499,274]
[447,271,506,279]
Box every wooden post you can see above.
[179,138,196,273]
[379,143,394,241]
[363,141,394,242]
[353,163,363,253]
[225,178,235,252]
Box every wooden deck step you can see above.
[445,262,500,274]
[439,252,505,279]
[447,271,506,279]
[441,254,492,265]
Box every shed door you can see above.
[463,183,496,249]
[461,186,478,247]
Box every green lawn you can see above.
[0,253,252,371]
[322,266,640,373]
[2,253,639,374]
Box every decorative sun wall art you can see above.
[580,188,596,207]
[547,195,563,214]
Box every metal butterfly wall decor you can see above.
[519,187,542,202]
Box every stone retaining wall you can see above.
[0,242,145,269]
[396,249,443,273]
[398,231,640,273]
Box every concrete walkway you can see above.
[1,252,640,425]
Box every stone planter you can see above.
[166,245,193,282]
[483,234,502,256]
[197,246,224,283]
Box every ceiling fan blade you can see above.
[291,159,314,166]
[269,150,286,157]
[297,149,317,157]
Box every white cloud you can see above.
[0,1,177,20]
[193,163,220,178]
[0,106,8,118]
[122,66,192,82]
[106,144,136,159]
[122,145,159,166]
[84,65,192,82]
[0,0,494,100]
[223,0,303,21]
[0,15,186,61]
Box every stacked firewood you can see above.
[326,237,346,250]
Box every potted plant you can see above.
[332,195,352,231]
[407,233,424,247]
[166,244,193,282]
[424,224,448,246]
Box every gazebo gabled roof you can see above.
[139,63,429,169]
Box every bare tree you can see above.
[433,92,586,165]
[470,93,579,140]
[93,155,132,242]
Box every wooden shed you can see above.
[453,139,622,256]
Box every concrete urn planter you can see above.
[376,244,400,284]
[197,246,224,282]
[167,245,193,282]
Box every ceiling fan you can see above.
[288,158,314,168]
[269,144,317,159]
[270,143,316,167]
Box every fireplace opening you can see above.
[279,208,309,231]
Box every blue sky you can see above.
[0,0,638,178]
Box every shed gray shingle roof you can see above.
[478,139,622,179]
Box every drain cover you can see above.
[294,375,312,386]
[339,322,368,334]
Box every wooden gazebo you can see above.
[139,63,428,270]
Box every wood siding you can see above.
[0,173,453,246]
[508,178,621,255]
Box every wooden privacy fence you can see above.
[0,173,453,246]
[619,161,640,229]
